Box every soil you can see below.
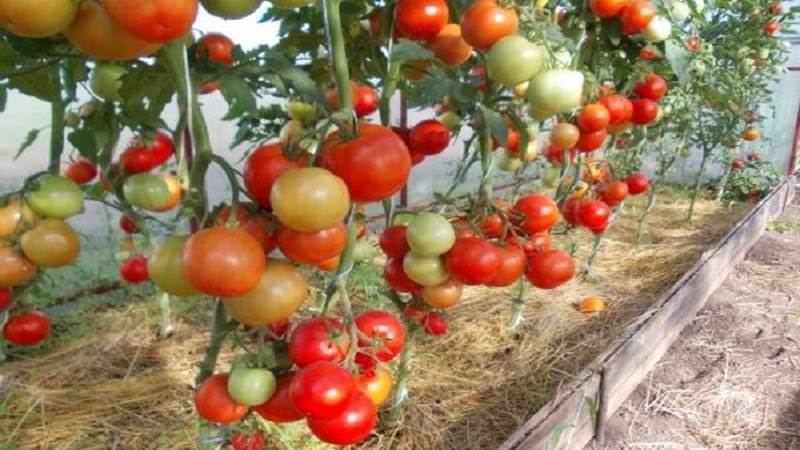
[597,201,800,450]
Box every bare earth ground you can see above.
[597,202,800,450]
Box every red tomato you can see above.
[486,244,526,287]
[306,392,377,446]
[320,123,411,203]
[288,317,350,367]
[590,0,626,17]
[3,310,50,346]
[102,0,198,43]
[445,237,502,285]
[277,223,346,264]
[195,33,234,66]
[460,0,519,51]
[230,433,264,450]
[393,0,449,41]
[254,373,304,423]
[243,143,307,209]
[764,21,779,35]
[290,361,358,419]
[511,194,560,235]
[383,257,423,293]
[577,104,610,133]
[182,228,266,297]
[624,173,650,195]
[731,159,746,170]
[480,213,505,238]
[769,2,784,14]
[119,255,149,283]
[631,99,659,125]
[633,73,667,101]
[543,144,578,164]
[600,181,629,205]
[409,119,450,156]
[687,36,700,51]
[0,287,11,309]
[561,197,582,226]
[639,48,660,60]
[64,159,98,184]
[421,311,448,336]
[120,145,159,174]
[599,94,633,125]
[619,0,655,35]
[576,199,611,231]
[379,225,410,258]
[194,374,248,424]
[525,249,575,289]
[119,214,138,234]
[576,129,609,153]
[326,82,379,118]
[215,203,279,255]
[354,310,406,367]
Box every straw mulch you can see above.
[0,194,750,450]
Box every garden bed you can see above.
[0,184,788,450]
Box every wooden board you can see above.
[497,182,795,450]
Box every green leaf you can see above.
[480,105,507,148]
[9,65,59,103]
[600,20,622,47]
[390,39,435,63]
[6,34,55,56]
[665,39,690,86]
[62,60,89,103]
[220,74,259,118]
[68,128,100,163]
[15,129,40,159]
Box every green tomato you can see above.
[123,174,171,211]
[527,69,584,119]
[542,167,561,188]
[90,64,127,103]
[287,98,318,122]
[406,212,455,256]
[758,48,770,59]
[496,153,522,172]
[227,367,277,406]
[201,0,262,19]
[352,239,375,263]
[736,47,751,59]
[392,211,416,226]
[147,236,200,297]
[670,1,691,21]
[438,111,462,132]
[642,16,671,43]
[25,175,84,219]
[402,252,449,287]
[486,35,546,87]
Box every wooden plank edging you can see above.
[497,181,795,450]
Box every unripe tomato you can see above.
[550,123,580,150]
[90,64,127,102]
[486,35,546,87]
[642,16,671,43]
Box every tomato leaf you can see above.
[390,39,434,63]
[62,60,89,103]
[600,20,622,47]
[8,65,59,103]
[15,129,41,160]
[479,105,508,148]
[5,34,55,56]
[68,128,100,163]
[220,74,259,118]
[665,39,690,86]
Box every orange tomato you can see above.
[578,296,607,313]
[357,367,394,406]
[426,24,473,66]
[64,1,162,61]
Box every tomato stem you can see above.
[320,205,358,315]
[48,70,66,175]
[509,278,529,331]
[385,337,412,425]
[195,300,236,385]
[323,0,353,113]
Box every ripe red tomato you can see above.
[620,0,655,35]
[624,173,650,195]
[288,317,350,367]
[290,361,358,419]
[480,213,505,238]
[195,32,234,66]
[543,144,578,164]
[120,146,158,174]
[120,255,149,283]
[687,36,700,51]
[525,249,575,289]
[102,0,198,43]
[306,391,377,446]
[0,287,11,309]
[576,129,609,153]
[633,73,667,101]
[576,199,611,231]
[182,228,266,296]
[230,433,264,450]
[486,244,526,287]
[599,94,633,125]
[194,374,248,424]
[512,194,560,235]
[354,310,406,367]
[409,119,450,156]
[119,215,138,234]
[764,21,779,35]
[383,257,423,293]
[3,311,50,346]
[244,143,307,209]
[253,373,304,423]
[460,0,519,51]
[445,237,502,285]
[631,99,659,125]
[731,159,746,170]
[577,104,610,133]
[379,225,410,258]
[590,0,626,17]
[320,123,411,203]
[64,159,98,184]
[601,181,629,205]
[277,223,346,265]
[421,311,448,336]
[393,0,449,41]
[326,82,379,118]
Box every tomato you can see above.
[403,252,449,287]
[120,255,149,283]
[731,159,746,170]
[486,244,526,287]
[326,82,379,118]
[90,64,127,102]
[426,24,473,67]
[0,0,77,37]
[230,433,265,450]
[288,317,350,367]
[601,181,629,205]
[619,0,655,35]
[747,152,762,162]
[222,259,307,326]
[19,219,80,268]
[195,374,249,424]
[120,147,158,174]
[146,236,199,296]
[599,95,633,125]
[576,199,611,232]
[196,33,234,66]
[406,212,456,256]
[379,225,410,258]
[357,367,393,406]
[686,36,699,51]
[352,239,375,263]
[151,175,181,213]
[421,312,448,336]
[383,257,422,293]
[64,159,98,185]
[243,143,307,210]
[0,287,10,309]
[320,123,411,203]
[579,296,607,313]
[577,104,610,133]
[420,278,463,309]
[254,373,304,423]
[769,2,784,14]
[307,391,377,446]
[460,0,519,52]
[642,16,671,43]
[639,48,660,60]
[511,194,560,235]
[444,237,502,285]
[561,197,582,227]
[3,311,50,346]
[201,0,262,18]
[633,74,667,102]
[227,367,277,406]
[25,175,84,219]
[624,173,649,195]
[287,99,318,123]
[103,0,198,44]
[354,310,406,369]
[0,198,38,239]
[486,35,546,87]
[0,242,36,287]
[480,213,505,238]
[277,223,346,265]
[525,249,575,289]
[290,361,357,419]
[543,145,577,165]
[393,0,448,41]
[182,227,265,297]
[671,1,690,20]
[589,0,626,18]
[214,205,276,255]
[550,123,580,150]
[742,128,760,141]
[122,174,170,211]
[630,99,659,125]
[527,69,584,119]
[314,256,340,272]
[64,1,162,61]
[764,21,779,35]
[409,120,450,156]
[271,168,350,233]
